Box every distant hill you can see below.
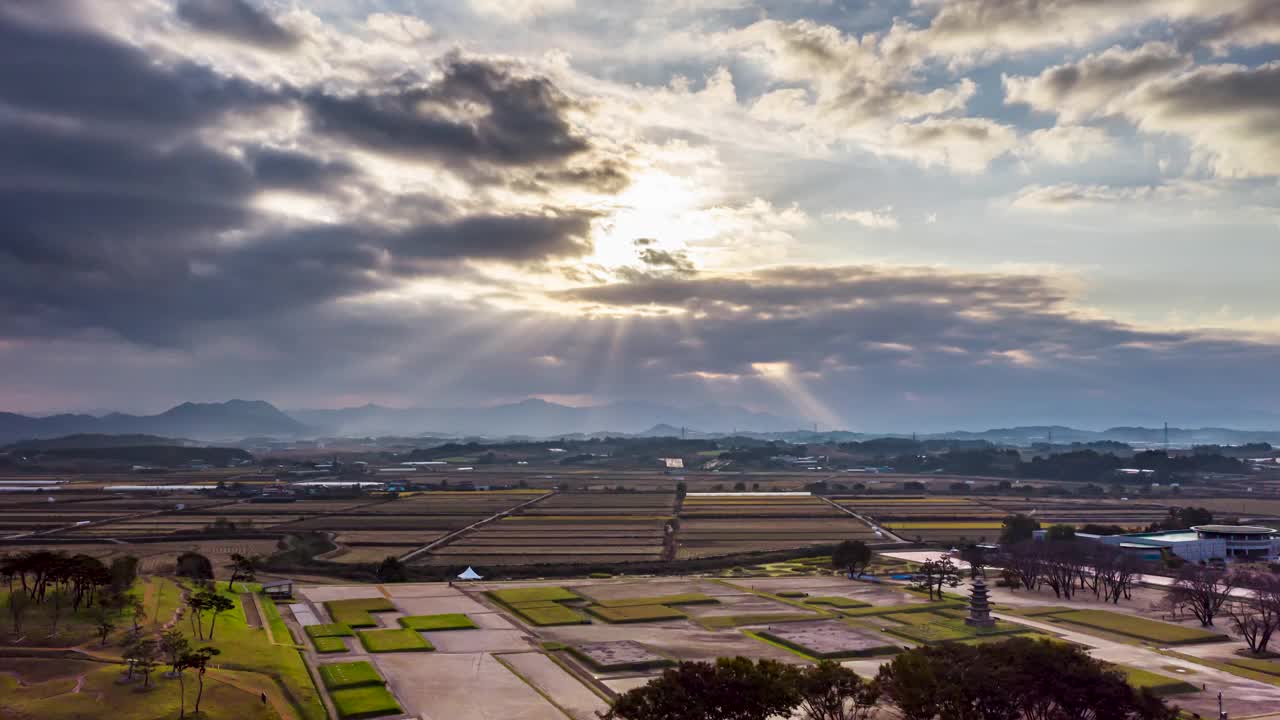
[5,433,192,451]
[290,399,802,437]
[23,445,253,467]
[0,400,309,444]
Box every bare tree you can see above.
[916,557,960,600]
[1002,541,1044,594]
[1167,565,1238,627]
[1226,572,1280,655]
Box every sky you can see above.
[1,0,1278,431]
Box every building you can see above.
[1065,524,1280,563]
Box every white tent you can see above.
[457,566,483,581]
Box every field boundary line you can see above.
[398,490,556,562]
[816,496,908,543]
[492,652,575,720]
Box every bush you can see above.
[330,685,403,719]
[397,614,477,631]
[357,629,434,653]
[320,661,384,689]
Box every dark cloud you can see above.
[176,0,299,49]
[637,248,697,275]
[246,147,359,191]
[303,55,590,169]
[1004,42,1189,117]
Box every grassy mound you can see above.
[882,618,1031,645]
[517,604,590,626]
[357,629,434,653]
[325,598,396,628]
[1050,610,1228,645]
[312,636,349,653]
[587,605,688,623]
[320,661,385,690]
[398,614,477,631]
[804,597,871,608]
[306,623,355,638]
[490,587,579,604]
[331,685,403,719]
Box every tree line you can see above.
[604,638,1176,720]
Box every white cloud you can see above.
[468,0,575,21]
[886,117,1019,173]
[824,207,900,230]
[1020,125,1115,165]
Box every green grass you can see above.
[306,623,355,638]
[325,598,396,628]
[260,598,298,644]
[805,596,871,608]
[511,600,562,609]
[775,591,808,598]
[189,582,327,720]
[1115,665,1200,696]
[320,661,385,690]
[1226,657,1280,677]
[312,636,349,653]
[490,586,580,604]
[330,685,404,719]
[516,604,590,626]
[398,613,478,631]
[595,593,719,607]
[587,604,687,623]
[883,611,949,625]
[841,601,966,618]
[541,641,568,651]
[1004,605,1075,617]
[881,618,1031,645]
[357,628,434,653]
[1050,610,1228,645]
[693,612,822,630]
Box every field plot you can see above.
[418,492,671,566]
[681,494,844,517]
[375,652,569,720]
[677,518,877,558]
[569,640,673,670]
[757,620,899,658]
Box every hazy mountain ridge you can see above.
[0,400,308,444]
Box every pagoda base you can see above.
[965,616,997,628]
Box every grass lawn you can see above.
[325,598,396,628]
[320,661,385,690]
[842,601,966,618]
[882,618,1031,645]
[0,658,280,720]
[260,598,298,644]
[516,604,590,626]
[510,600,562,609]
[490,586,579,604]
[1003,605,1075,617]
[357,628,434,652]
[1,587,125,647]
[694,612,822,630]
[805,596,871,608]
[1115,665,1200,696]
[587,604,687,623]
[883,611,950,625]
[775,591,808,598]
[190,583,327,720]
[330,685,403,719]
[1226,656,1280,677]
[306,623,355,638]
[312,636,349,653]
[1050,610,1228,645]
[398,613,477,631]
[595,593,718,607]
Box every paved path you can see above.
[399,491,555,562]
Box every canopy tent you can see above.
[457,566,483,581]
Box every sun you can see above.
[587,170,715,268]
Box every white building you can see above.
[1071,525,1280,563]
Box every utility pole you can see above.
[1164,421,1169,451]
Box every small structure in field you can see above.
[263,579,294,600]
[964,573,995,628]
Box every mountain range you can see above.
[2,399,1278,447]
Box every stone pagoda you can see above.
[964,572,996,627]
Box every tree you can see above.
[187,593,209,640]
[999,514,1040,545]
[916,556,960,601]
[126,638,160,688]
[175,552,213,582]
[377,556,408,583]
[7,589,30,635]
[227,553,256,587]
[1045,524,1076,542]
[795,661,879,720]
[178,647,220,717]
[1225,572,1280,655]
[604,657,802,720]
[1167,565,1238,627]
[160,627,190,677]
[958,545,988,580]
[109,555,140,595]
[877,637,1177,720]
[128,594,146,633]
[204,592,235,640]
[831,540,872,578]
